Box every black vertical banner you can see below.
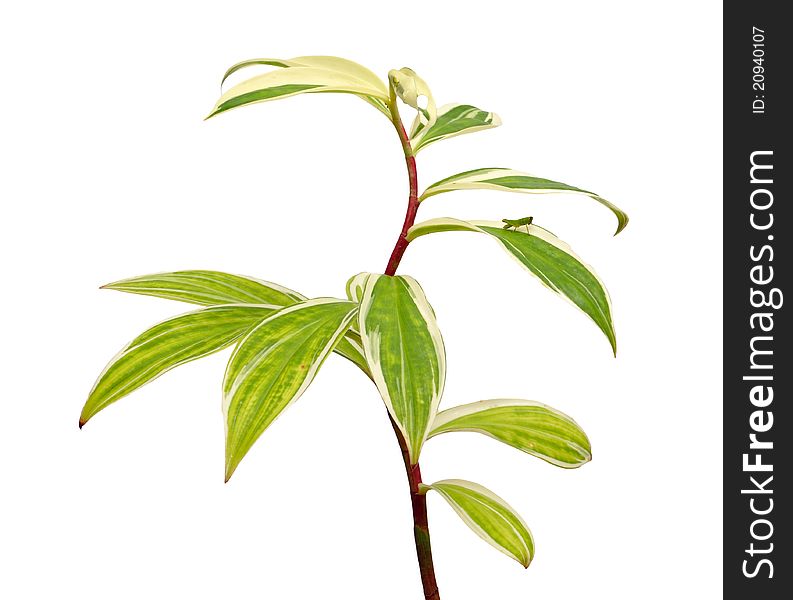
[724,3,790,597]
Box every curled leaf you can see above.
[388,67,436,133]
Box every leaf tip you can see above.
[99,280,123,291]
[78,406,92,429]
[224,456,239,483]
[520,549,534,569]
[78,408,93,428]
[606,329,618,357]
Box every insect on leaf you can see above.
[422,479,534,567]
[407,218,616,354]
[428,399,591,468]
[355,273,445,463]
[420,168,628,235]
[223,299,358,481]
[80,304,279,427]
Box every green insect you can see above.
[501,216,534,232]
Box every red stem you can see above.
[390,416,440,600]
[383,93,440,599]
[384,117,419,276]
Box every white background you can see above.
[1,1,723,598]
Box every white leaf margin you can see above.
[428,398,592,468]
[221,297,359,440]
[357,273,446,463]
[406,217,615,351]
[410,103,502,152]
[421,478,534,568]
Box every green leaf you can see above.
[80,304,279,427]
[223,299,358,481]
[102,270,305,307]
[407,218,616,354]
[411,104,501,152]
[208,63,390,119]
[102,271,371,379]
[428,399,591,468]
[422,479,534,567]
[420,168,628,235]
[355,273,445,464]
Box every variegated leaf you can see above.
[345,271,370,303]
[421,168,628,235]
[102,271,371,378]
[356,273,445,463]
[428,399,591,468]
[389,67,436,135]
[333,330,370,378]
[208,65,390,119]
[223,299,358,480]
[102,270,304,307]
[411,104,501,152]
[407,218,616,354]
[220,55,391,117]
[80,304,279,427]
[422,479,534,567]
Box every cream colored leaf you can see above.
[389,67,436,133]
[208,66,389,118]
[221,55,387,97]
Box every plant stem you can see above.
[390,416,440,600]
[384,87,420,277]
[383,88,440,600]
